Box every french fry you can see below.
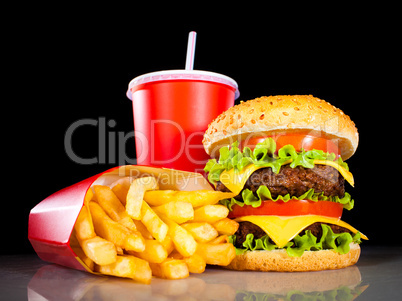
[160,234,175,256]
[149,258,189,280]
[160,215,197,257]
[89,202,145,252]
[73,198,116,268]
[196,243,236,266]
[152,201,194,224]
[84,188,94,206]
[72,245,95,271]
[212,218,239,236]
[126,176,158,220]
[133,219,153,240]
[95,255,152,284]
[168,250,183,259]
[183,253,206,274]
[144,190,234,207]
[170,251,206,274]
[110,177,132,205]
[140,202,168,243]
[125,232,146,252]
[70,173,238,283]
[75,205,96,241]
[81,236,117,265]
[192,205,229,223]
[128,239,168,264]
[93,185,136,231]
[209,235,229,244]
[181,222,218,243]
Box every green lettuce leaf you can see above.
[204,138,350,185]
[230,224,361,257]
[220,186,354,210]
[204,159,225,183]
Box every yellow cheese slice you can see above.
[220,163,261,195]
[234,215,368,248]
[219,160,354,195]
[313,160,354,187]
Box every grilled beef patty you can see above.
[216,164,345,200]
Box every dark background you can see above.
[4,6,397,254]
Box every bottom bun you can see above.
[225,243,361,272]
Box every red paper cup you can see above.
[28,165,213,272]
[127,70,239,174]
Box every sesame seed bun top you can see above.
[202,95,358,160]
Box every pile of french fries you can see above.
[70,176,238,284]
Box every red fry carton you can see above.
[28,165,213,272]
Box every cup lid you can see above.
[126,70,240,100]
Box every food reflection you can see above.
[28,264,368,301]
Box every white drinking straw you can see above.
[185,31,197,70]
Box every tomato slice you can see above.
[239,133,339,157]
[228,199,343,219]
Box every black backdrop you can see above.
[5,7,397,254]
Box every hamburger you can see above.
[202,95,368,272]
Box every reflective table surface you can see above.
[1,246,401,300]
